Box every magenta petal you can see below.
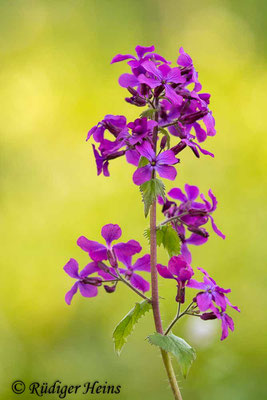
[225,314,234,331]
[168,188,187,202]
[197,292,212,311]
[181,243,192,263]
[126,149,140,166]
[226,298,240,312]
[114,240,142,262]
[186,233,208,246]
[142,61,162,80]
[156,165,177,181]
[157,264,174,279]
[213,292,227,311]
[65,282,79,305]
[186,279,207,290]
[209,216,225,239]
[136,141,155,160]
[111,54,133,64]
[203,113,216,136]
[138,74,160,88]
[135,45,154,58]
[63,258,80,279]
[177,47,192,67]
[157,150,177,165]
[133,165,152,185]
[168,255,187,276]
[77,236,107,261]
[119,73,139,88]
[101,224,122,246]
[79,262,100,278]
[164,85,183,105]
[78,282,98,298]
[184,184,199,201]
[167,67,185,84]
[194,123,207,143]
[130,273,150,292]
[132,254,151,272]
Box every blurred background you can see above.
[1,0,267,399]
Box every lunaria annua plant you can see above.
[63,45,239,400]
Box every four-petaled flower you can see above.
[133,141,179,185]
[77,224,141,266]
[64,258,102,305]
[187,267,240,312]
[118,254,151,293]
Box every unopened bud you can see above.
[160,135,167,149]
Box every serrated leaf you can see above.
[113,300,152,355]
[144,225,180,256]
[140,179,165,218]
[140,108,157,119]
[148,333,196,378]
[163,225,181,256]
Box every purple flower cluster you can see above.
[87,45,216,182]
[64,224,151,304]
[64,44,239,345]
[158,184,225,263]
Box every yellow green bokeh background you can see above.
[1,1,266,399]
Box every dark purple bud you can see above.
[154,84,164,98]
[188,209,207,216]
[106,150,126,161]
[104,284,117,293]
[179,110,208,125]
[190,145,200,158]
[187,226,209,238]
[127,87,138,96]
[200,312,217,321]
[171,141,187,155]
[160,135,167,149]
[83,277,102,286]
[175,284,185,303]
[125,96,146,107]
[140,83,150,96]
[97,261,111,274]
[104,122,121,136]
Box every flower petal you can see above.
[185,233,208,246]
[168,255,187,276]
[133,165,152,185]
[167,67,185,84]
[209,216,225,239]
[186,279,207,290]
[184,184,199,201]
[213,292,227,311]
[114,240,142,262]
[138,74,160,88]
[111,54,134,64]
[132,254,151,272]
[65,282,79,305]
[63,258,80,279]
[142,61,162,80]
[130,273,150,292]
[101,224,122,246]
[136,141,155,161]
[79,261,100,278]
[168,188,187,202]
[118,73,139,88]
[157,264,174,279]
[197,292,212,311]
[164,85,183,104]
[78,282,98,298]
[135,45,154,58]
[157,150,178,165]
[77,236,107,261]
[126,149,140,166]
[156,165,177,181]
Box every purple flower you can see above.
[127,117,157,146]
[119,254,151,293]
[87,115,128,143]
[111,45,168,70]
[157,255,194,303]
[138,62,185,104]
[77,224,141,265]
[132,141,179,185]
[177,47,202,92]
[187,267,240,313]
[64,258,102,305]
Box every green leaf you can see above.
[144,225,180,256]
[138,156,150,168]
[147,333,196,378]
[113,300,152,355]
[163,225,181,257]
[140,178,165,218]
[140,108,157,119]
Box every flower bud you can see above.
[160,135,167,149]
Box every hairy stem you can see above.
[165,302,194,336]
[150,98,183,400]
